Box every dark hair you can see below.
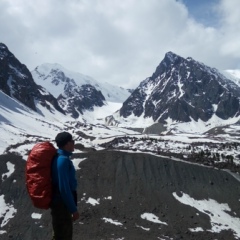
[55,132,73,148]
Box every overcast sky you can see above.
[1,0,240,88]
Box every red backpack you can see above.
[26,141,57,209]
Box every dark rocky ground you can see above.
[1,150,240,240]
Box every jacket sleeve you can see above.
[57,156,77,213]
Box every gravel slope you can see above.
[0,151,240,239]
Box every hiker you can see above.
[51,131,79,240]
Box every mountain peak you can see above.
[165,51,179,60]
[0,42,7,49]
[32,63,131,103]
[163,51,183,64]
[119,52,240,126]
[0,44,65,115]
[0,43,10,59]
[150,51,182,80]
[34,63,67,76]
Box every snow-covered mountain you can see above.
[0,43,129,151]
[1,44,240,240]
[0,43,64,116]
[32,63,131,118]
[32,63,131,103]
[0,42,130,121]
[222,69,240,87]
[111,52,240,133]
[0,89,70,154]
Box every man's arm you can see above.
[57,157,78,214]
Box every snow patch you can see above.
[141,213,167,225]
[86,197,100,206]
[2,162,15,181]
[72,158,86,170]
[135,224,150,231]
[31,213,42,219]
[102,217,123,226]
[189,227,204,232]
[0,195,17,227]
[173,192,240,239]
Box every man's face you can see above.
[65,140,75,152]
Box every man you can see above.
[51,131,80,240]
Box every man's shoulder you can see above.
[57,154,70,165]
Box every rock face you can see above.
[120,52,240,123]
[0,43,64,114]
[0,43,108,118]
[58,83,105,118]
[1,150,240,240]
[32,65,106,118]
[143,122,166,134]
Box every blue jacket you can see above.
[51,149,77,213]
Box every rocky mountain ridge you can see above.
[0,43,64,115]
[1,43,240,240]
[32,63,131,118]
[32,64,106,118]
[119,52,240,124]
[58,83,105,118]
[1,42,240,133]
[0,43,131,120]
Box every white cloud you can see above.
[0,0,240,88]
[217,0,240,59]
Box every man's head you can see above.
[55,132,75,152]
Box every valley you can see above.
[1,42,240,239]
